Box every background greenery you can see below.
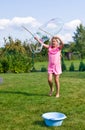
[0,24,85,73]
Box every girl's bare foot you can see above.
[49,88,54,96]
[55,94,59,98]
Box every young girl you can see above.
[35,36,64,97]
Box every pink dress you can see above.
[48,46,62,75]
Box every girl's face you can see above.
[51,38,58,48]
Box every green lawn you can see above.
[0,72,85,130]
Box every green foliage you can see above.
[79,61,85,71]
[0,52,32,73]
[41,66,47,72]
[4,36,26,54]
[73,24,85,59]
[61,58,67,71]
[69,62,75,71]
[1,57,9,73]
[30,67,39,72]
[63,24,85,60]
[0,36,32,73]
[0,62,3,73]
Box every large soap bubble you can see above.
[39,17,64,37]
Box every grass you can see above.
[0,72,85,130]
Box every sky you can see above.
[0,0,85,47]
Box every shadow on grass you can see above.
[33,120,47,128]
[0,90,48,97]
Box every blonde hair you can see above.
[51,36,58,41]
[50,36,59,45]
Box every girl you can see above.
[35,36,64,97]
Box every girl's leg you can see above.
[54,75,60,97]
[48,73,54,96]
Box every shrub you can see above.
[30,67,37,72]
[61,58,67,71]
[69,62,75,71]
[41,66,47,72]
[79,61,85,71]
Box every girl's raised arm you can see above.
[56,36,64,49]
[34,37,49,48]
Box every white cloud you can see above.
[0,17,41,30]
[63,19,81,31]
[0,17,84,47]
[10,17,41,27]
[0,17,42,47]
[0,19,10,30]
[59,19,82,43]
[59,33,73,43]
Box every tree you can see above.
[4,36,26,54]
[0,36,32,73]
[72,24,85,59]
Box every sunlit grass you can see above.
[0,72,85,130]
